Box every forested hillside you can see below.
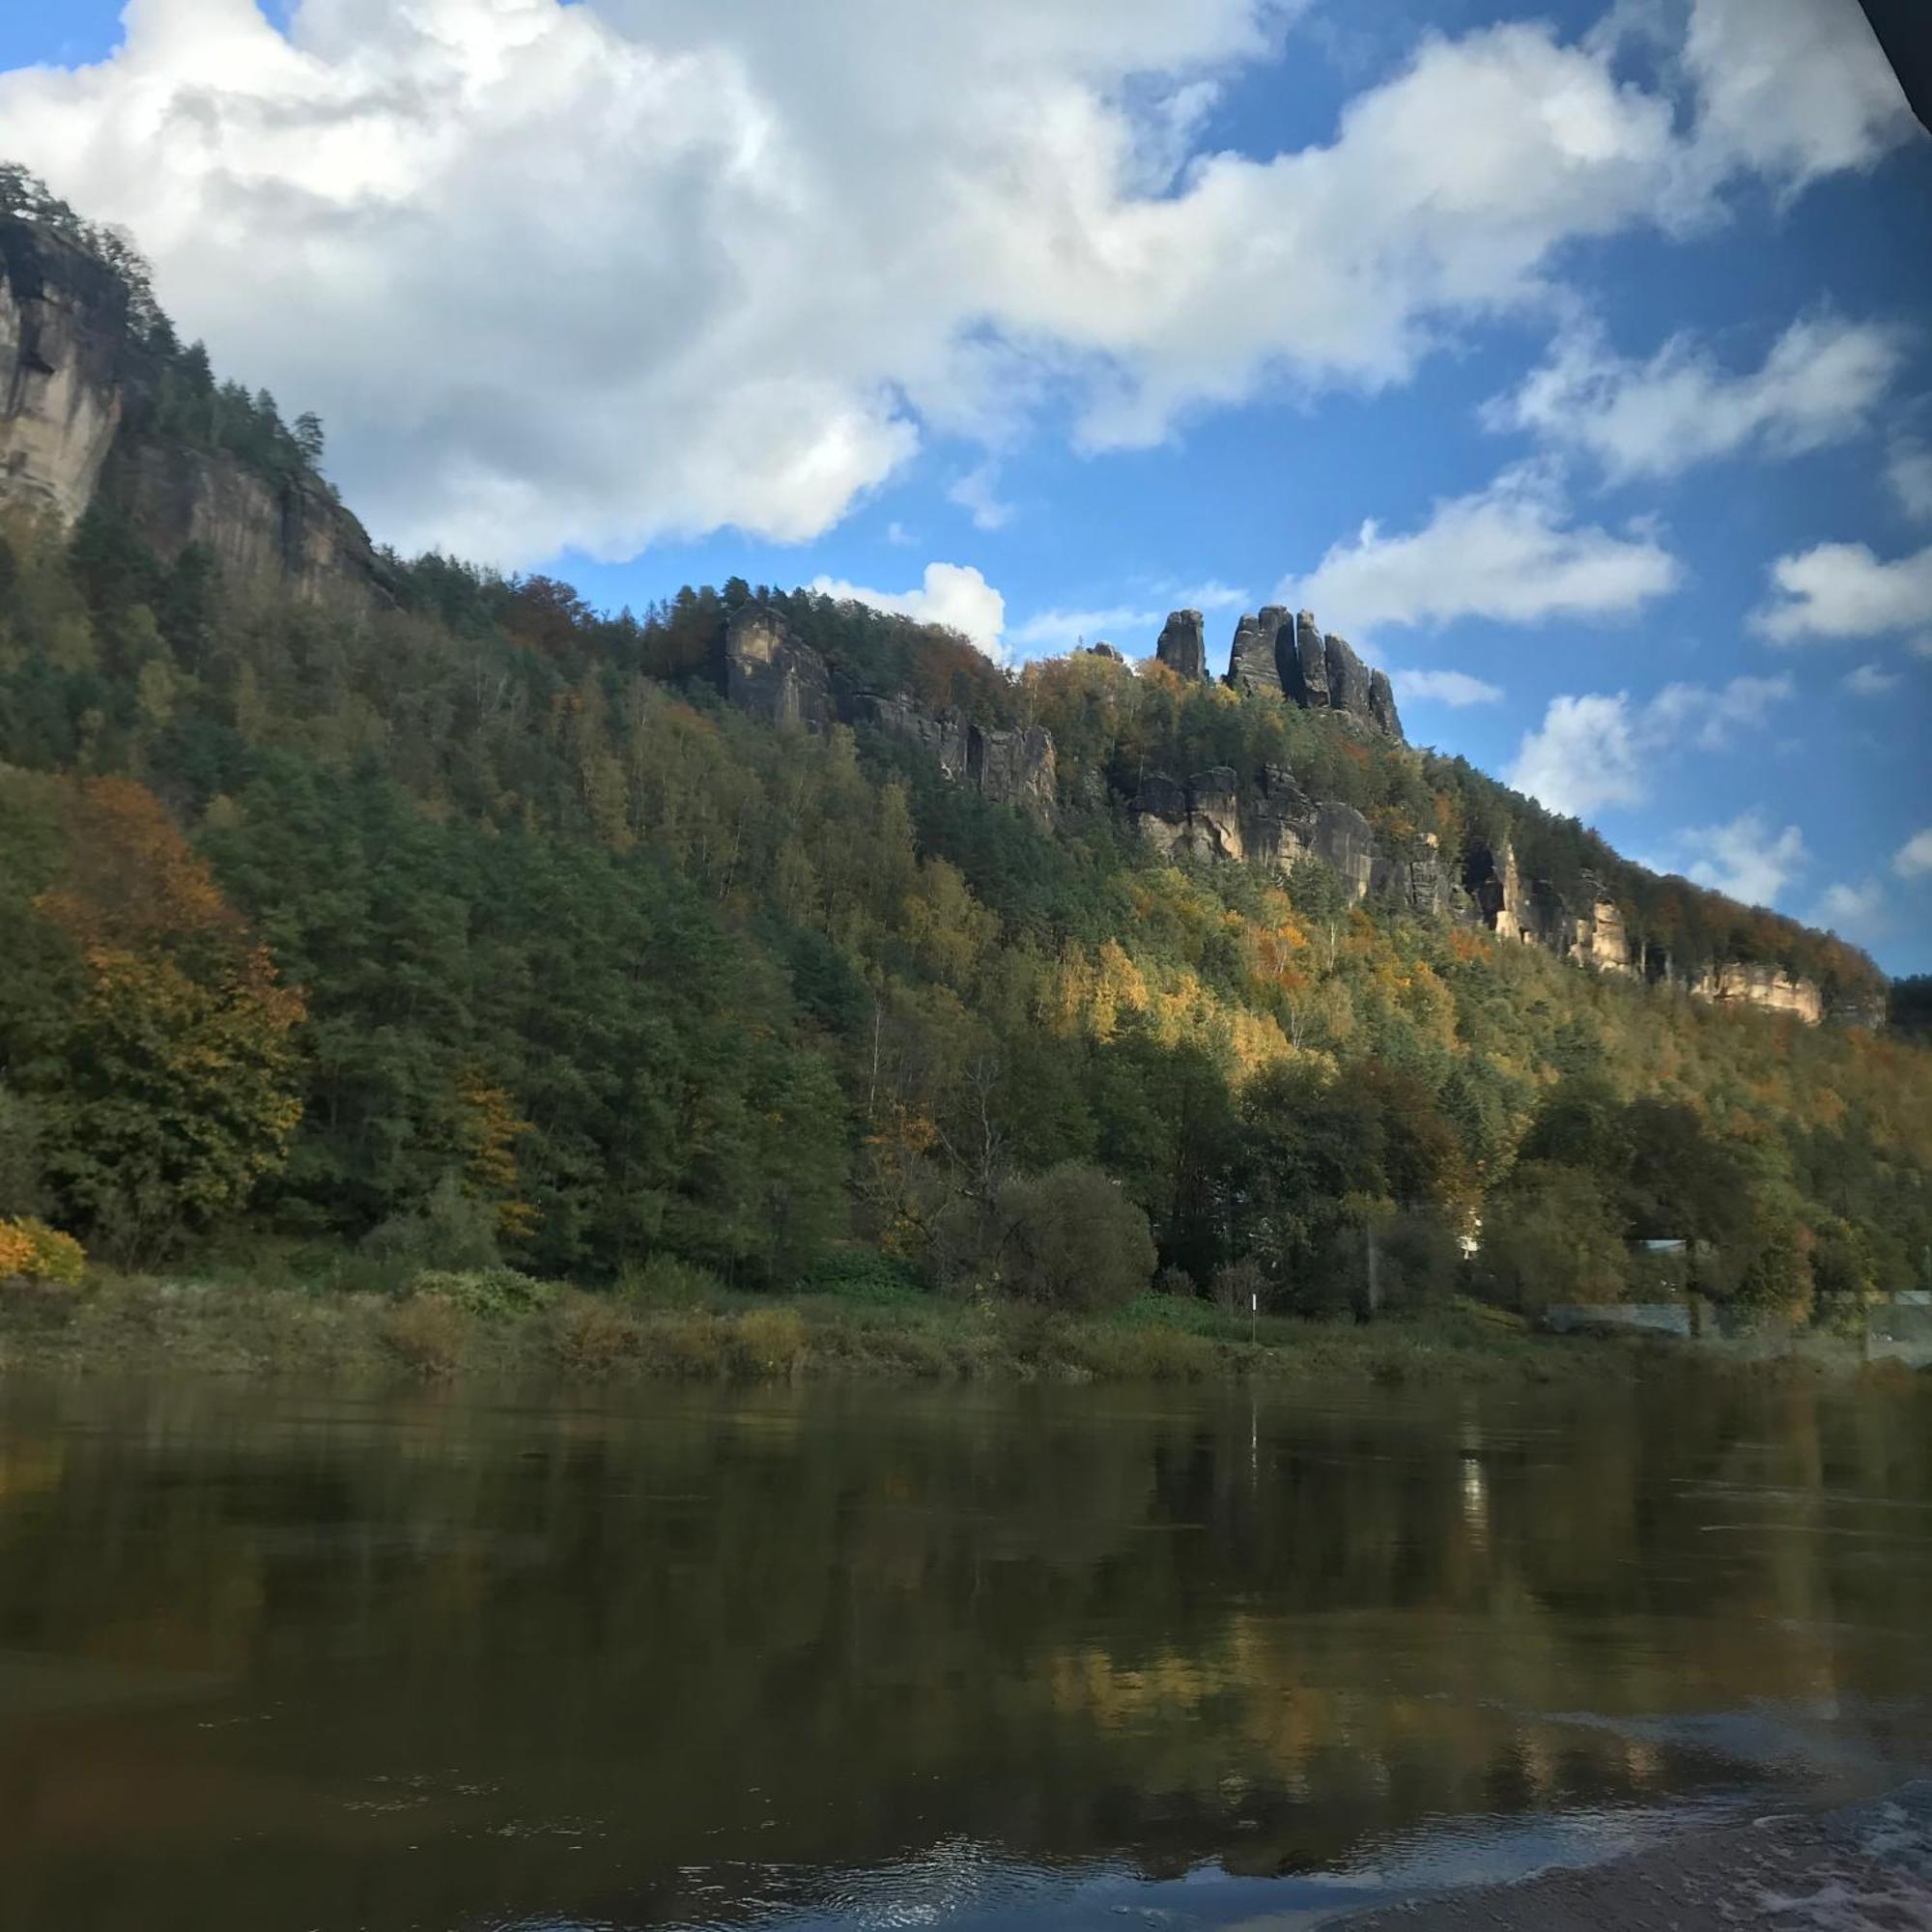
[1,502,1928,1322]
[0,170,1927,1328]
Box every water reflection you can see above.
[0,1375,1926,1931]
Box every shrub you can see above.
[378,1294,467,1378]
[638,1312,730,1378]
[1472,1163,1630,1314]
[407,1266,555,1321]
[362,1173,501,1273]
[1086,1324,1216,1381]
[796,1249,926,1304]
[731,1305,809,1377]
[552,1292,646,1375]
[618,1253,726,1309]
[1210,1257,1268,1313]
[991,1164,1156,1312]
[0,1215,85,1289]
[1153,1264,1197,1299]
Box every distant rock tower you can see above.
[1154,609,1207,681]
[1225,607,1288,697]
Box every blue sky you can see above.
[2,0,1928,970]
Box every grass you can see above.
[0,1259,1689,1390]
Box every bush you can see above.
[0,1215,85,1288]
[1472,1163,1630,1314]
[1085,1324,1216,1381]
[796,1249,926,1304]
[1153,1264,1197,1299]
[731,1305,809,1376]
[378,1294,468,1378]
[990,1164,1157,1312]
[1210,1257,1267,1313]
[552,1292,646,1375]
[618,1253,726,1308]
[407,1266,556,1321]
[362,1174,501,1273]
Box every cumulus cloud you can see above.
[0,0,1908,565]
[1675,810,1808,906]
[1281,464,1681,633]
[1896,828,1932,880]
[1506,673,1794,817]
[1681,0,1916,186]
[1391,668,1504,708]
[1752,541,1932,643]
[1491,315,1905,479]
[808,562,1007,657]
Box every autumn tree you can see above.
[28,779,306,1258]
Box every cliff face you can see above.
[724,604,1058,822]
[0,219,125,525]
[1132,762,1438,917]
[0,214,385,606]
[1463,839,1833,1021]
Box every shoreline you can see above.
[0,1272,1889,1389]
[1330,1779,1932,1929]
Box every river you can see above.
[1,1372,1927,1929]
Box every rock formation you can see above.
[1285,610,1330,711]
[724,603,835,732]
[0,213,387,606]
[726,605,1057,821]
[1132,759,1437,915]
[1225,607,1288,697]
[1155,609,1208,681]
[0,218,124,525]
[1368,669,1403,740]
[1084,640,1125,663]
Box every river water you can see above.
[0,1372,1928,1930]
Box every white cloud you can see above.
[808,561,1007,657]
[1753,541,1932,644]
[885,521,916,547]
[1887,438,1932,523]
[1281,464,1681,633]
[1814,877,1887,935]
[1491,315,1905,480]
[1506,674,1794,818]
[948,464,1015,532]
[1681,0,1916,186]
[0,0,1907,565]
[1844,662,1901,696]
[1508,693,1647,817]
[1392,668,1504,708]
[1678,810,1809,907]
[1007,580,1249,657]
[1896,829,1932,880]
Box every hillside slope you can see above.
[0,173,1925,1321]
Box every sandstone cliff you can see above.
[0,213,387,606]
[724,602,1058,822]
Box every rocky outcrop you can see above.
[101,438,388,607]
[1132,759,1441,914]
[1368,668,1403,741]
[1690,963,1824,1025]
[1246,608,1404,741]
[1285,611,1330,711]
[725,604,1056,820]
[0,217,125,525]
[1225,607,1287,697]
[725,603,835,732]
[1464,838,1835,1020]
[1083,640,1125,664]
[0,213,386,606]
[1155,609,1208,682]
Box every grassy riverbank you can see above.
[0,1264,1874,1389]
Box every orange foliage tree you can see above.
[32,779,306,1258]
